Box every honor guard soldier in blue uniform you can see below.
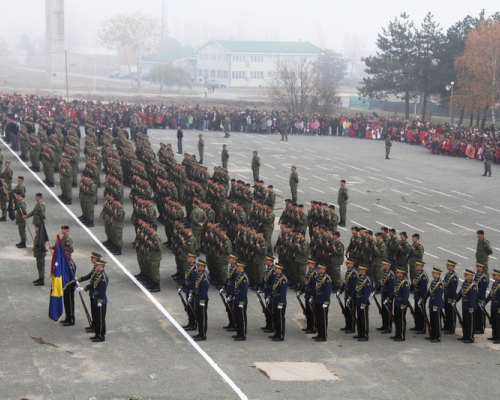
[373,259,395,334]
[389,267,410,341]
[270,263,288,341]
[59,234,76,326]
[484,269,500,344]
[349,264,371,341]
[297,258,318,334]
[89,260,108,342]
[422,267,444,342]
[76,252,102,334]
[453,269,478,343]
[474,262,489,334]
[220,253,239,331]
[311,263,331,342]
[258,255,276,333]
[232,261,249,341]
[193,260,209,341]
[410,261,428,334]
[443,260,458,334]
[179,252,198,332]
[338,258,358,334]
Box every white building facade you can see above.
[195,40,323,88]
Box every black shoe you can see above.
[0,216,6,221]
[482,173,487,176]
[425,336,432,340]
[148,283,161,293]
[494,340,500,344]
[92,337,105,342]
[234,337,246,341]
[344,330,355,334]
[33,278,45,286]
[46,181,55,187]
[314,337,326,342]
[311,336,319,340]
[85,327,94,332]
[194,336,206,341]
[227,327,236,332]
[457,337,465,341]
[62,322,75,326]
[409,327,418,331]
[390,335,397,339]
[63,198,72,205]
[358,337,369,341]
[431,339,441,342]
[444,331,455,334]
[89,335,98,340]
[223,325,234,330]
[463,340,474,344]
[304,330,316,334]
[185,326,197,331]
[381,330,392,334]
[340,327,348,331]
[415,330,426,335]
[231,335,241,339]
[272,337,284,341]
[376,326,385,331]
[17,241,26,248]
[263,329,275,333]
[352,335,361,339]
[112,247,122,256]
[85,221,94,227]
[171,272,181,278]
[394,338,405,342]
[487,337,495,341]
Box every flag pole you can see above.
[19,207,35,243]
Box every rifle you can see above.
[222,294,238,329]
[453,304,464,328]
[479,303,492,324]
[295,293,307,316]
[419,303,432,336]
[336,294,346,315]
[407,302,417,324]
[372,294,383,315]
[256,292,267,314]
[220,291,231,314]
[347,302,358,327]
[177,286,194,321]
[384,302,396,324]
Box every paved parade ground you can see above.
[1,129,499,400]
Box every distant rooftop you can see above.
[143,47,196,63]
[204,40,323,54]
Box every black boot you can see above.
[112,247,122,255]
[33,278,45,286]
[148,282,161,293]
[0,216,6,221]
[17,241,26,248]
[482,173,487,176]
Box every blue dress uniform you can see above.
[443,261,458,334]
[455,270,478,343]
[312,266,332,342]
[259,256,276,332]
[194,261,210,340]
[349,265,371,341]
[222,256,238,330]
[484,270,500,344]
[373,261,395,333]
[180,256,199,330]
[410,262,428,333]
[90,261,108,342]
[78,252,102,332]
[339,259,358,333]
[474,267,489,334]
[422,268,444,342]
[389,269,410,341]
[233,264,249,341]
[298,260,317,333]
[63,257,77,325]
[271,264,288,341]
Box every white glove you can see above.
[296,292,300,298]
[371,292,375,298]
[75,280,81,288]
[322,304,328,309]
[418,300,422,307]
[360,306,365,310]
[219,288,224,295]
[346,299,350,306]
[188,294,193,302]
[308,298,313,305]
[265,298,270,305]
[76,287,83,292]
[451,302,456,307]
[383,300,388,305]
[97,302,102,308]
[177,288,182,295]
[278,305,283,309]
[257,290,262,295]
[335,292,340,298]
[239,304,244,308]
[225,297,231,303]
[199,302,205,307]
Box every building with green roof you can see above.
[142,47,197,80]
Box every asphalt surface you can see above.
[1,129,499,400]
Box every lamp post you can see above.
[446,81,454,126]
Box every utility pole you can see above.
[65,49,69,101]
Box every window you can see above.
[210,70,215,78]
[232,71,245,79]
[203,69,209,77]
[204,54,209,60]
[233,55,245,62]
[217,55,221,61]
[198,54,203,60]
[212,54,217,61]
[217,70,221,78]
[224,55,229,62]
[250,55,263,63]
[222,71,228,79]
[198,69,202,76]
[250,72,264,79]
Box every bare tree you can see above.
[98,12,162,92]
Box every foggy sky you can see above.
[1,0,498,54]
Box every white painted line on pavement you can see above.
[298,165,311,170]
[373,204,393,212]
[426,223,452,233]
[367,167,381,172]
[405,177,422,183]
[210,162,218,166]
[300,177,309,181]
[244,146,254,150]
[297,189,304,193]
[386,177,410,185]
[314,176,327,181]
[351,220,371,230]
[476,223,500,233]
[400,222,425,232]
[438,205,463,213]
[237,174,249,179]
[396,204,416,212]
[0,137,249,400]
[288,156,298,159]
[304,149,316,153]
[415,204,439,213]
[351,203,370,211]
[205,152,214,157]
[375,221,392,228]
[275,175,286,180]
[315,165,328,170]
[237,154,248,158]
[368,176,385,182]
[462,206,486,214]
[451,190,472,197]
[264,163,275,169]
[350,166,365,172]
[274,188,282,192]
[331,165,347,170]
[430,189,452,197]
[310,187,325,193]
[391,189,410,196]
[411,189,430,196]
[350,188,366,195]
[426,252,439,259]
[289,148,300,152]
[351,176,366,182]
[437,247,468,259]
[484,206,500,212]
[260,175,268,180]
[451,223,476,232]
[330,187,338,192]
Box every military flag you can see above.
[7,190,18,221]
